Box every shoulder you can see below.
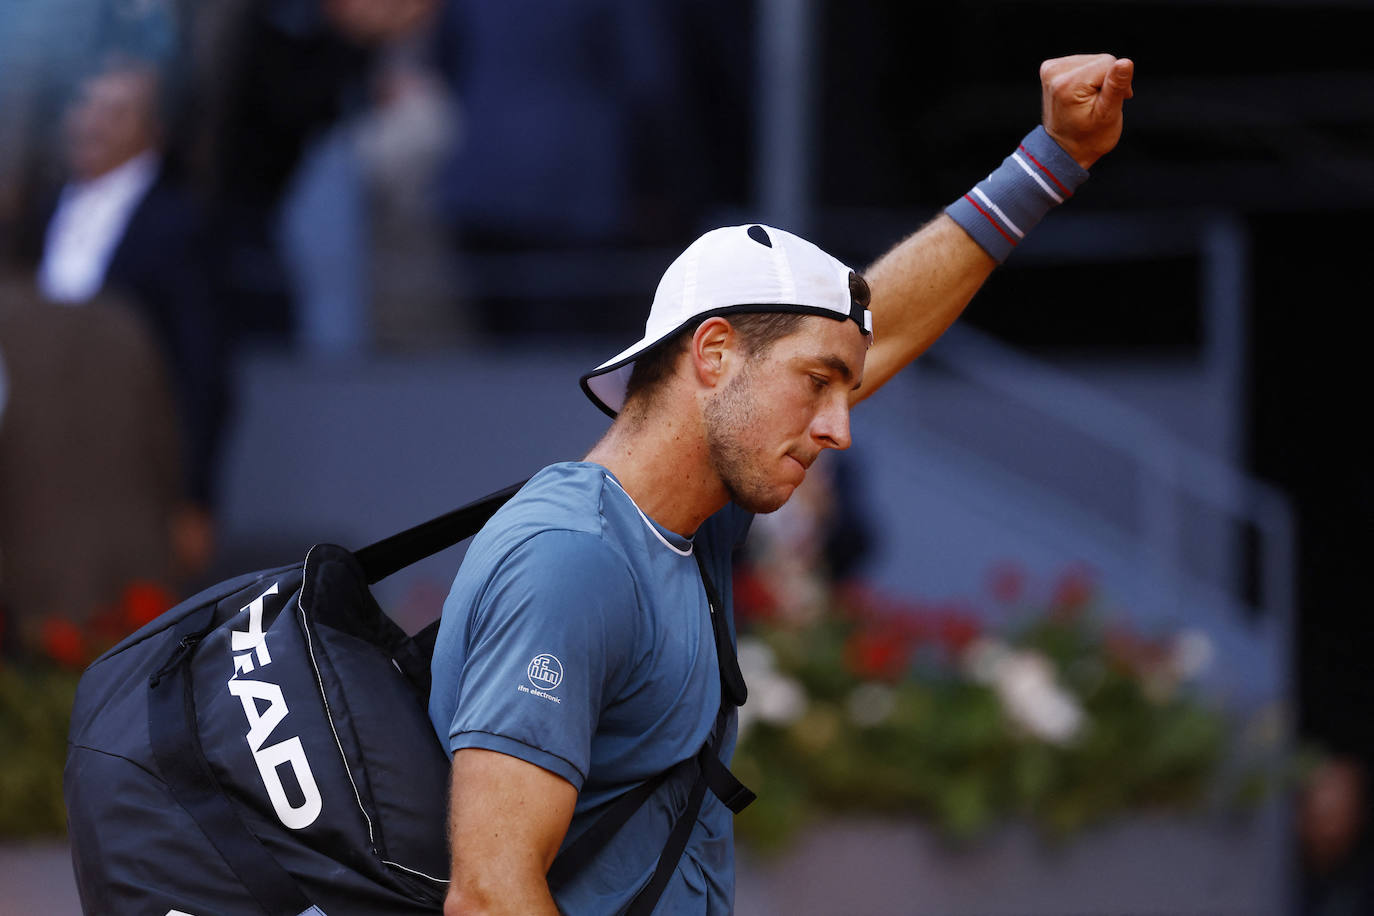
[492,528,633,600]
[462,466,624,572]
[481,462,616,542]
[460,465,641,623]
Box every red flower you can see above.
[844,619,916,681]
[41,618,88,669]
[122,581,176,629]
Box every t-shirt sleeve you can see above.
[444,529,637,790]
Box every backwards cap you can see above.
[580,224,872,417]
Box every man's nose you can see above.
[812,397,852,451]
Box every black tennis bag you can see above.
[65,481,754,915]
[64,484,522,915]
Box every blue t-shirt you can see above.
[429,462,752,914]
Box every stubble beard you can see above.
[703,366,792,515]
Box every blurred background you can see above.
[1,0,1371,913]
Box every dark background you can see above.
[804,1,1374,761]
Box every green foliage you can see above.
[0,663,78,837]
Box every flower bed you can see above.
[730,565,1273,851]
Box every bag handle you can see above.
[354,480,526,584]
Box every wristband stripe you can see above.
[945,126,1088,264]
[1017,144,1072,198]
[1012,152,1063,204]
[962,193,1016,245]
[971,187,1025,238]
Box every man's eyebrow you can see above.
[817,354,855,384]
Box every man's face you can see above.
[704,316,867,514]
[64,67,160,181]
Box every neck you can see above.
[584,407,727,536]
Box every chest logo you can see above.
[527,654,564,691]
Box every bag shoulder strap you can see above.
[354,479,526,584]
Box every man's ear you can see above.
[690,317,735,390]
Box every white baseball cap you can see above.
[580,224,873,417]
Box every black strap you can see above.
[546,756,694,889]
[148,609,316,916]
[354,479,525,584]
[692,554,755,814]
[701,752,755,815]
[623,753,713,916]
[615,555,755,914]
[621,708,733,916]
[696,551,748,707]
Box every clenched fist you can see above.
[1040,54,1135,169]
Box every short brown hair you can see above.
[622,311,809,408]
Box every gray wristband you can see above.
[945,126,1089,263]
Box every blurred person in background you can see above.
[0,276,184,660]
[1300,753,1374,915]
[33,54,226,581]
[431,0,719,339]
[189,0,441,355]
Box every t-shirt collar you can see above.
[600,470,694,557]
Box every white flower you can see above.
[755,676,807,725]
[737,637,776,681]
[1170,629,1214,681]
[988,650,1085,745]
[736,637,807,736]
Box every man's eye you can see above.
[808,375,828,391]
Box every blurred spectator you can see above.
[355,49,465,350]
[1299,754,1374,915]
[0,276,183,656]
[431,0,710,337]
[189,0,440,353]
[32,55,226,575]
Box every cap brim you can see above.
[579,334,663,418]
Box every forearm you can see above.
[853,54,1134,404]
[445,748,576,916]
[853,213,995,403]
